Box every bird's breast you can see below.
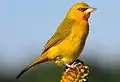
[55,20,89,64]
[56,31,87,63]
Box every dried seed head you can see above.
[60,63,89,82]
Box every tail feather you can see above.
[16,55,48,79]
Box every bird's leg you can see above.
[56,57,71,67]
[55,57,73,68]
[65,62,77,73]
[65,59,84,68]
[56,57,83,72]
[65,62,77,68]
[65,59,84,72]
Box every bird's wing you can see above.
[41,18,75,54]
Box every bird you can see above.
[16,2,96,79]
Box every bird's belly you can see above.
[55,35,86,64]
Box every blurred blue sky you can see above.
[0,0,120,70]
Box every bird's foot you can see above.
[55,57,77,68]
[65,59,84,73]
[56,57,84,72]
[65,60,82,72]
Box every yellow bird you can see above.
[16,2,96,79]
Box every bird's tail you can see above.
[16,54,48,79]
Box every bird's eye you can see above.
[77,8,88,12]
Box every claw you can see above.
[56,57,84,73]
[65,62,76,73]
[65,59,84,73]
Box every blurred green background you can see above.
[0,0,120,82]
[1,54,120,82]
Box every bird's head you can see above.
[66,2,96,21]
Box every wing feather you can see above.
[41,18,75,54]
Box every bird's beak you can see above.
[85,7,96,13]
